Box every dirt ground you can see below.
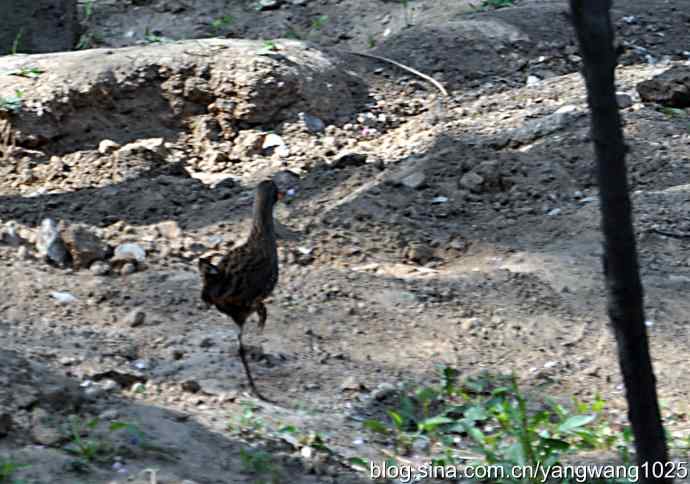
[0,0,689,483]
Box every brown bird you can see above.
[198,180,284,401]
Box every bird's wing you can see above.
[206,244,274,305]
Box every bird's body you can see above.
[199,180,283,401]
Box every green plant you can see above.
[239,448,282,484]
[11,29,23,55]
[0,458,28,484]
[258,40,279,54]
[0,90,23,113]
[367,34,377,49]
[480,0,516,8]
[76,31,103,50]
[362,369,623,481]
[210,15,234,34]
[9,67,44,79]
[84,0,94,21]
[143,27,165,44]
[659,106,688,118]
[228,403,266,434]
[63,416,148,464]
[310,15,329,30]
[64,416,106,462]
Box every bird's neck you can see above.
[249,205,276,241]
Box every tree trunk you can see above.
[569,1,671,481]
[0,0,79,54]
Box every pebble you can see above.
[98,139,121,155]
[401,172,426,189]
[90,260,110,275]
[50,291,77,304]
[120,262,137,275]
[125,309,146,327]
[299,112,325,133]
[36,218,70,267]
[113,243,146,263]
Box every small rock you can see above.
[461,317,480,332]
[181,380,201,393]
[131,382,146,393]
[156,221,183,239]
[340,376,366,392]
[36,218,71,267]
[113,243,146,264]
[299,112,325,133]
[332,153,367,169]
[404,243,434,264]
[125,310,146,327]
[101,379,121,392]
[31,409,63,446]
[637,66,690,107]
[431,196,448,204]
[1,221,24,246]
[460,172,484,193]
[61,224,110,269]
[262,133,285,150]
[98,139,121,155]
[50,291,77,304]
[90,260,110,276]
[401,171,426,190]
[372,382,396,401]
[122,137,168,158]
[257,0,281,10]
[120,262,137,275]
[526,75,541,86]
[301,446,314,459]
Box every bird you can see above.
[198,179,284,402]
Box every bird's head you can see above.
[256,179,285,208]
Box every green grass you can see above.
[479,0,516,9]
[9,67,44,79]
[10,29,23,55]
[0,458,28,484]
[210,15,234,34]
[361,368,649,483]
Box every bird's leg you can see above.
[237,327,272,403]
[256,302,267,334]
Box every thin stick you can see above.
[345,51,448,98]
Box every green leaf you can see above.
[464,405,489,422]
[387,410,404,429]
[363,419,389,434]
[558,414,595,433]
[540,437,571,451]
[109,421,129,431]
[418,416,453,432]
[466,426,486,445]
[505,441,527,465]
[348,457,368,469]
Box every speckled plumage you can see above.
[198,180,282,401]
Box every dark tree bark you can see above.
[0,0,79,54]
[569,1,670,481]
